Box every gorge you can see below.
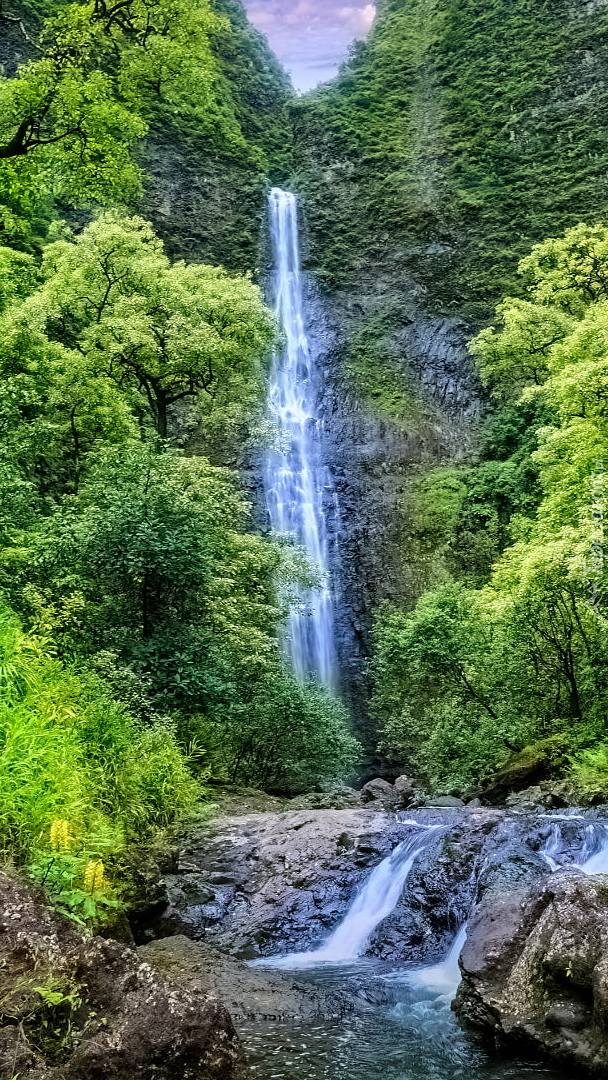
[3,0,608,1078]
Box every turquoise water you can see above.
[238,960,565,1080]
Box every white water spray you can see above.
[264,188,337,687]
[403,926,468,1000]
[254,827,443,969]
[539,818,608,874]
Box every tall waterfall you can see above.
[264,188,337,688]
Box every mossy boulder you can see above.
[482,736,569,803]
[0,869,247,1080]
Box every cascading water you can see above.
[402,925,468,999]
[539,816,608,874]
[254,825,444,969]
[241,815,569,1080]
[263,188,337,688]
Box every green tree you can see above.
[0,0,229,196]
[23,446,282,706]
[214,673,362,794]
[2,212,275,440]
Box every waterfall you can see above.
[253,826,443,969]
[263,188,337,688]
[539,818,608,873]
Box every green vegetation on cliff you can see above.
[0,0,360,921]
[294,0,608,317]
[373,225,608,795]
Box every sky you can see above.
[243,1,376,93]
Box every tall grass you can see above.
[0,607,199,863]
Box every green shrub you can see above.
[0,607,199,870]
[213,671,362,794]
[570,744,608,802]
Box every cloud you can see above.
[244,1,376,92]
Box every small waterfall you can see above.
[254,826,443,969]
[578,823,608,873]
[540,823,562,871]
[539,817,608,873]
[263,188,337,688]
[403,926,468,1000]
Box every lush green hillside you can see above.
[293,0,608,319]
[140,0,294,271]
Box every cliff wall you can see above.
[288,0,608,734]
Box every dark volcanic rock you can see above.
[424,796,465,808]
[139,936,352,1022]
[140,802,608,983]
[0,13,37,76]
[139,805,527,966]
[367,810,502,963]
[137,807,408,956]
[394,775,415,806]
[455,871,608,1075]
[0,869,247,1080]
[300,279,479,737]
[360,778,398,806]
[287,787,362,810]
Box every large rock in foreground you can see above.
[455,871,608,1075]
[139,936,352,1022]
[0,870,247,1080]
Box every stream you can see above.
[234,812,608,1080]
[239,975,564,1080]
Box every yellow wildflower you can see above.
[49,819,72,852]
[83,860,107,894]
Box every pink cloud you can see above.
[244,1,376,92]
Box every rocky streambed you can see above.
[131,792,608,1078]
[3,790,608,1079]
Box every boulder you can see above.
[505,785,550,811]
[482,736,568,803]
[0,869,247,1080]
[455,871,608,1075]
[360,778,398,806]
[393,775,414,807]
[287,787,362,810]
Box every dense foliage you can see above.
[373,225,608,794]
[295,0,608,314]
[0,0,361,921]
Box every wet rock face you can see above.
[137,804,602,968]
[366,812,503,964]
[138,807,406,957]
[455,872,608,1076]
[0,869,247,1080]
[0,14,36,76]
[299,278,480,737]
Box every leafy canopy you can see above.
[1,211,276,445]
[374,223,608,793]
